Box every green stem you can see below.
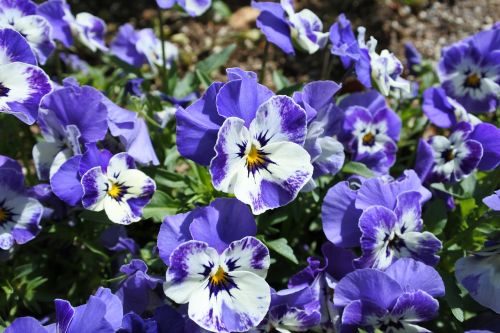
[259,40,270,83]
[157,9,167,92]
[320,47,331,80]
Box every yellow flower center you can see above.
[210,266,227,285]
[0,208,6,222]
[465,73,481,88]
[362,132,376,146]
[107,182,122,199]
[247,145,265,167]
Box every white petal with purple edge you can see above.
[81,167,108,211]
[221,236,270,278]
[106,153,135,179]
[188,270,271,333]
[103,197,139,225]
[114,169,156,198]
[164,240,219,304]
[394,191,423,233]
[184,0,212,17]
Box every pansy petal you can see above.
[33,141,63,181]
[399,231,442,266]
[158,211,197,266]
[9,196,43,245]
[342,299,388,327]
[117,169,156,198]
[81,166,108,211]
[394,191,423,233]
[37,0,74,47]
[164,240,219,304]
[182,0,212,16]
[470,123,500,171]
[385,258,445,297]
[254,8,294,55]
[103,196,139,225]
[221,236,270,277]
[0,28,36,65]
[391,290,439,322]
[51,155,84,206]
[67,296,115,333]
[321,179,363,248]
[188,270,271,333]
[12,15,55,64]
[5,317,47,333]
[106,153,135,179]
[247,141,313,214]
[333,268,403,309]
[0,233,14,250]
[249,95,308,145]
[54,299,75,333]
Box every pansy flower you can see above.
[292,81,345,190]
[322,170,431,248]
[110,23,178,71]
[6,287,123,333]
[0,156,43,251]
[0,28,52,125]
[455,243,500,314]
[415,122,483,183]
[210,95,313,214]
[156,0,212,17]
[0,0,55,64]
[339,90,401,175]
[81,153,156,225]
[422,87,481,128]
[354,191,442,270]
[334,258,445,332]
[252,0,328,55]
[163,236,271,333]
[404,42,422,75]
[37,0,74,47]
[438,24,500,113]
[329,14,361,68]
[177,69,313,214]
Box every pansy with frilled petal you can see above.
[334,258,445,333]
[329,14,360,68]
[164,236,271,333]
[339,90,401,175]
[210,95,313,214]
[156,0,212,17]
[0,156,43,251]
[354,191,442,270]
[483,191,500,211]
[415,122,483,183]
[0,0,55,64]
[72,12,107,52]
[438,24,500,113]
[0,28,51,125]
[36,0,73,47]
[455,243,500,314]
[81,153,156,224]
[252,0,328,55]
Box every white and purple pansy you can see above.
[156,0,212,17]
[163,236,271,333]
[0,0,55,64]
[354,191,442,270]
[210,95,313,214]
[455,243,500,314]
[0,155,43,251]
[339,90,401,175]
[81,153,156,225]
[73,12,108,52]
[415,122,483,184]
[0,28,52,125]
[252,0,328,55]
[334,258,445,333]
[438,24,500,113]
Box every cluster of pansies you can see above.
[1,0,499,332]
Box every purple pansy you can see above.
[0,156,43,250]
[422,87,481,128]
[404,42,422,75]
[156,0,212,17]
[252,0,328,55]
[455,243,500,314]
[0,0,55,64]
[115,259,163,315]
[37,0,73,47]
[293,81,345,190]
[0,28,52,125]
[354,191,442,270]
[322,170,431,248]
[483,191,500,211]
[415,122,483,183]
[157,197,256,265]
[6,287,123,333]
[339,90,401,175]
[329,14,361,68]
[163,236,271,333]
[334,258,445,332]
[438,24,500,113]
[110,23,178,71]
[81,153,156,225]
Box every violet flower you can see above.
[334,258,445,332]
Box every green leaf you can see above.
[423,198,448,235]
[143,190,179,222]
[212,0,232,20]
[196,44,236,74]
[342,161,375,178]
[442,272,464,322]
[265,238,298,264]
[276,83,303,96]
[431,175,476,199]
[272,70,291,91]
[195,69,212,89]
